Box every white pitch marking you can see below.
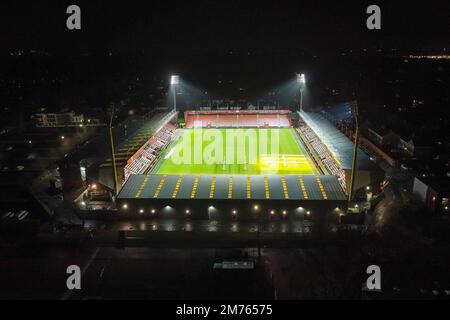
[164,147,175,160]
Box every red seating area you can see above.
[185,110,291,128]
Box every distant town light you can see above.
[60,135,65,140]
[122,203,128,209]
[282,210,287,215]
[306,211,311,216]
[150,209,156,214]
[139,209,144,214]
[232,209,237,215]
[253,205,259,211]
[185,209,190,214]
[270,210,275,215]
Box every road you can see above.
[84,219,318,233]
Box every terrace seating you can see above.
[297,125,346,190]
[123,122,177,182]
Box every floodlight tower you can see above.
[297,73,306,112]
[170,75,180,111]
[107,104,119,196]
[348,101,359,204]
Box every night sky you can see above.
[1,1,449,55]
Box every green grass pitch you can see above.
[154,128,318,175]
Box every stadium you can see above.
[113,105,379,223]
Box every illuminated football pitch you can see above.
[154,128,319,175]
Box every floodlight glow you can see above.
[297,73,306,84]
[171,75,180,85]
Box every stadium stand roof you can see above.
[100,111,177,169]
[118,174,347,201]
[300,111,378,171]
[323,102,353,121]
[83,111,176,190]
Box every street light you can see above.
[171,75,180,111]
[296,73,306,112]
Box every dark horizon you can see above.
[1,1,450,55]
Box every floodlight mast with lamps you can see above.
[348,100,359,204]
[297,73,306,112]
[170,75,180,111]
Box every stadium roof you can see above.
[300,111,378,171]
[118,174,347,201]
[323,102,352,121]
[100,111,177,169]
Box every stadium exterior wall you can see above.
[116,197,347,225]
